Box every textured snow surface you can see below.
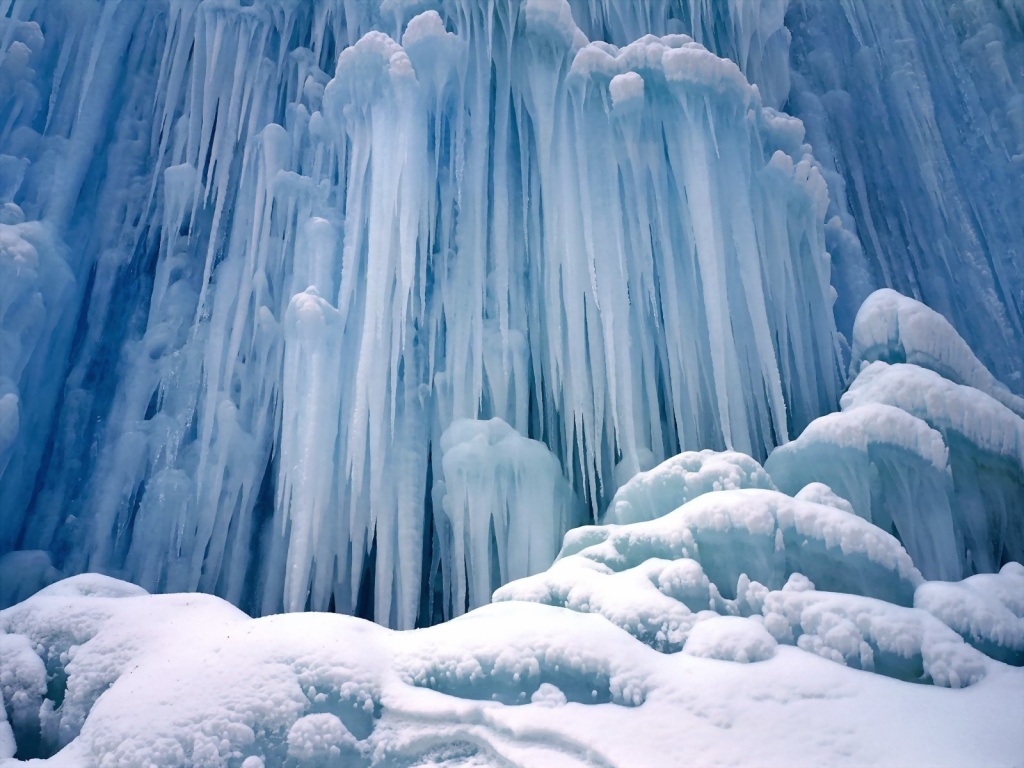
[1,560,1022,765]
[915,563,1024,666]
[682,615,777,663]
[0,565,1019,768]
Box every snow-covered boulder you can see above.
[603,450,775,525]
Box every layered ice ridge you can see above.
[768,291,1024,580]
[850,289,1024,418]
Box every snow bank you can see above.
[763,582,988,688]
[498,486,934,660]
[915,563,1024,666]
[494,552,715,652]
[682,616,777,663]
[1,573,1021,766]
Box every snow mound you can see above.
[1,573,1022,766]
[498,487,930,657]
[915,563,1024,666]
[603,450,776,525]
[398,602,648,707]
[0,632,44,759]
[683,616,777,663]
[494,551,715,652]
[851,290,1024,418]
[763,584,988,688]
[0,580,651,764]
[603,489,920,604]
[286,713,359,764]
[793,482,856,515]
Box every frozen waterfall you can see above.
[0,0,1021,628]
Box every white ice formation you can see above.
[0,0,1021,688]
[602,449,776,525]
[432,418,585,617]
[0,0,855,624]
[767,289,1024,581]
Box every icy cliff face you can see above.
[0,0,1021,626]
[787,0,1024,384]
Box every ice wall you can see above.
[0,0,845,624]
[786,0,1024,385]
[0,0,1020,626]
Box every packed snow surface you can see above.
[1,556,1022,765]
